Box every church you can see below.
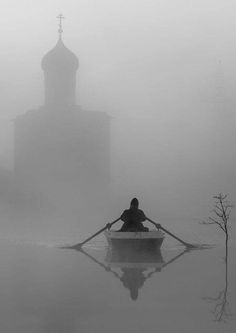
[14,17,110,211]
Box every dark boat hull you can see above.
[109,238,164,251]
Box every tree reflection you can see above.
[203,245,231,322]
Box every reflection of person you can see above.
[120,268,146,301]
[119,198,148,232]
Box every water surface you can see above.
[0,238,235,332]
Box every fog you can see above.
[1,0,236,239]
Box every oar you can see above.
[146,217,196,249]
[71,217,121,250]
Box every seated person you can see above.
[119,198,149,232]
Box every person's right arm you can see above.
[120,210,128,222]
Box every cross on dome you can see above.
[41,14,79,106]
[57,13,65,39]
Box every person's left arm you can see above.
[140,210,146,222]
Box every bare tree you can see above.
[202,193,233,251]
[202,193,233,322]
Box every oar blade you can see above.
[71,243,83,250]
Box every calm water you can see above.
[0,236,235,333]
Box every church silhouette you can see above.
[13,17,111,222]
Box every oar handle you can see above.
[78,217,121,247]
[146,217,193,248]
[146,217,161,229]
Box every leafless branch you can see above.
[204,193,233,237]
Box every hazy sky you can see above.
[1,1,235,143]
[1,0,236,218]
[1,0,236,117]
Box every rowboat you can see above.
[104,230,165,252]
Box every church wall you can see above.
[14,109,110,193]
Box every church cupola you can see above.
[41,14,79,107]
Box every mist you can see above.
[1,0,236,240]
[1,3,236,333]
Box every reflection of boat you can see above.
[73,244,190,301]
[104,230,165,251]
[106,244,164,269]
[106,246,164,300]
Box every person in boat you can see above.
[119,198,149,232]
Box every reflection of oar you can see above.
[162,249,189,268]
[146,217,197,248]
[77,248,120,279]
[79,248,192,288]
[145,248,189,279]
[71,217,121,249]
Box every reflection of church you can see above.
[14,18,110,206]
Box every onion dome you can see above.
[41,38,79,73]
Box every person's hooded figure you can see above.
[119,198,148,232]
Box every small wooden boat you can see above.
[104,230,165,251]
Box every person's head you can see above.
[130,198,139,209]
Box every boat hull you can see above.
[104,230,165,252]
